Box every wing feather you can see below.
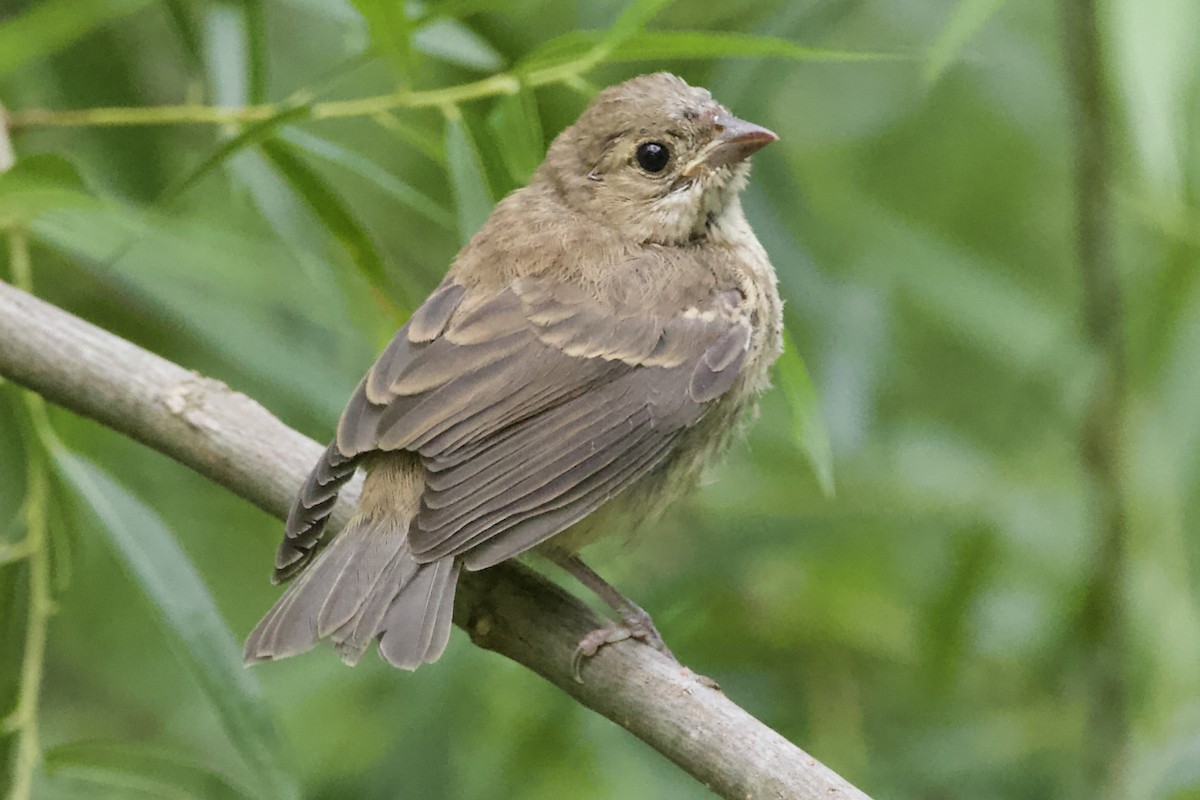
[333,275,749,570]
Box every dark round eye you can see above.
[635,141,670,173]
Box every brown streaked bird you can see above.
[244,72,783,675]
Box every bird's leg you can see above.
[547,551,675,680]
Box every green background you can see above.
[2,0,1198,798]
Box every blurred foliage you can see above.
[0,0,1198,798]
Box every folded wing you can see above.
[318,275,750,572]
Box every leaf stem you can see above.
[1061,0,1130,796]
[4,452,51,800]
[2,224,62,800]
[3,231,54,800]
[8,69,530,131]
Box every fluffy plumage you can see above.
[245,72,783,671]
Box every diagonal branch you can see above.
[0,278,872,800]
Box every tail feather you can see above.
[247,447,461,669]
[245,514,461,668]
[423,558,461,660]
[316,518,415,638]
[245,526,361,661]
[377,557,462,670]
[328,535,419,665]
[275,442,360,582]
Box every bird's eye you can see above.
[635,141,670,173]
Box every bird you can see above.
[244,72,783,676]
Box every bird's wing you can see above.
[335,274,752,570]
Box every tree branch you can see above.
[0,279,872,800]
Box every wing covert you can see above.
[333,275,752,569]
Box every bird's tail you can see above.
[244,449,461,669]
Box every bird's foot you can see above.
[548,551,719,685]
[571,609,676,683]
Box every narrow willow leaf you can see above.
[50,450,298,800]
[259,137,393,302]
[275,0,361,24]
[350,0,415,75]
[44,742,253,800]
[513,31,592,74]
[0,0,152,77]
[160,103,312,203]
[778,329,835,497]
[414,18,504,71]
[278,128,455,230]
[599,0,677,52]
[518,30,895,74]
[889,231,1079,372]
[162,0,204,74]
[203,2,250,106]
[30,203,369,419]
[1109,0,1199,200]
[373,112,446,164]
[508,1,670,73]
[923,0,1008,83]
[244,0,269,104]
[45,477,75,594]
[412,0,512,23]
[610,31,900,63]
[0,155,92,227]
[487,89,544,186]
[444,113,495,244]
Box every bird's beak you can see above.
[684,114,778,176]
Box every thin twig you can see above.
[2,230,55,800]
[8,67,536,131]
[1061,0,1130,797]
[4,455,51,800]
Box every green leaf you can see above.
[44,742,253,800]
[0,155,92,228]
[487,89,544,186]
[412,0,512,23]
[30,203,370,419]
[778,328,835,497]
[278,128,455,230]
[372,112,446,164]
[1108,0,1198,200]
[159,103,312,203]
[50,449,298,800]
[244,0,269,104]
[45,476,75,594]
[923,0,1008,84]
[598,0,677,53]
[610,31,901,63]
[161,0,204,74]
[887,230,1080,372]
[259,137,395,304]
[513,31,593,74]
[0,0,153,77]
[414,18,504,71]
[275,0,362,24]
[350,0,416,75]
[516,0,677,74]
[517,30,895,74]
[443,112,495,244]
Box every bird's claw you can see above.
[572,625,631,682]
[571,615,677,683]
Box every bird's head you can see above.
[539,72,777,246]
